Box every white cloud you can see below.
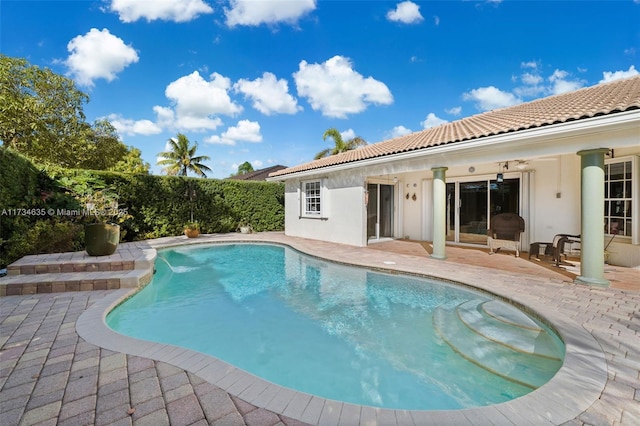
[521,72,543,85]
[340,129,356,140]
[153,106,176,129]
[106,114,162,136]
[433,16,440,26]
[389,125,412,138]
[520,61,538,69]
[107,0,213,23]
[163,71,242,131]
[65,28,138,87]
[548,69,584,95]
[293,55,393,118]
[463,86,521,111]
[421,113,448,129]
[206,120,262,145]
[387,1,424,24]
[513,71,545,97]
[445,106,462,116]
[600,65,639,83]
[225,0,316,27]
[234,72,301,115]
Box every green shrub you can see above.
[5,219,84,263]
[0,148,285,267]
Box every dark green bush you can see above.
[5,219,84,263]
[1,148,285,267]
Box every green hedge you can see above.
[0,148,82,268]
[0,147,284,267]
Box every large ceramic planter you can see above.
[184,228,200,238]
[85,223,120,256]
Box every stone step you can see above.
[0,268,153,297]
[6,259,137,275]
[457,300,562,360]
[433,301,563,389]
[6,247,155,276]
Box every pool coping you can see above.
[76,234,608,425]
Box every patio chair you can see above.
[487,213,525,257]
[529,234,580,267]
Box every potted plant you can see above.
[184,221,200,238]
[237,220,252,234]
[82,189,130,256]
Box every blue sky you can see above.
[2,0,638,178]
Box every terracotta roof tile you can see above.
[270,76,640,178]
[228,165,287,181]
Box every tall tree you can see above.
[109,147,150,174]
[237,161,254,175]
[1,55,88,163]
[314,128,367,160]
[75,119,129,170]
[0,55,135,170]
[157,134,212,177]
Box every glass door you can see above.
[459,181,488,244]
[446,178,519,245]
[367,183,395,240]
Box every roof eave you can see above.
[267,109,640,181]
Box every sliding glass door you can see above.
[446,178,519,244]
[367,183,394,240]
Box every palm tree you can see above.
[314,128,367,160]
[157,133,212,177]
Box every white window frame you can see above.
[604,155,637,243]
[301,179,324,218]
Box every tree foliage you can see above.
[236,161,254,175]
[0,54,143,171]
[314,128,367,159]
[157,133,212,177]
[109,146,150,174]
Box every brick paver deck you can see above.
[1,232,639,425]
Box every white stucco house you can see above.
[268,76,640,286]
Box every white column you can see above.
[575,149,610,286]
[431,167,448,260]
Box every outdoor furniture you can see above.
[529,234,581,267]
[487,213,525,257]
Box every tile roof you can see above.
[269,75,640,178]
[227,165,287,181]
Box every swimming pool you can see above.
[107,243,564,410]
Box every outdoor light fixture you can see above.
[496,161,508,182]
[515,160,529,170]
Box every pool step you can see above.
[458,300,562,360]
[433,299,563,389]
[0,244,156,297]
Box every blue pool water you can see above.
[107,243,564,410]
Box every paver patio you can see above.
[1,232,639,425]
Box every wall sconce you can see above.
[496,161,508,182]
